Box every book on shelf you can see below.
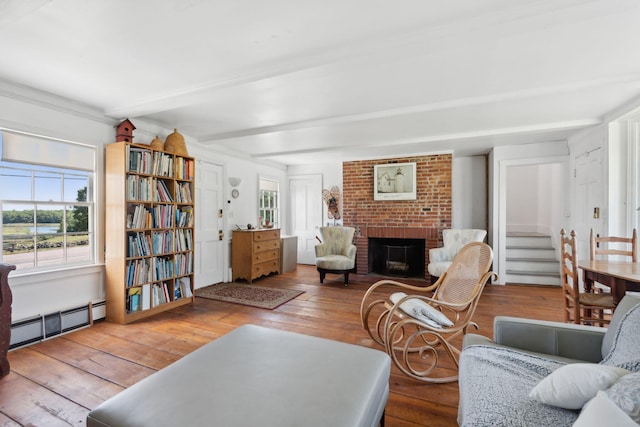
[152,152,174,177]
[176,157,194,181]
[127,146,152,175]
[155,179,173,202]
[176,207,194,227]
[141,283,151,310]
[178,277,193,298]
[128,287,142,312]
[176,182,193,203]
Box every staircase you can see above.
[505,232,561,286]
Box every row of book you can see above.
[176,207,194,227]
[156,179,173,202]
[175,158,194,181]
[127,204,175,229]
[126,258,153,287]
[175,252,194,276]
[152,151,174,177]
[126,256,191,286]
[128,232,152,257]
[127,146,193,179]
[175,182,193,203]
[155,256,174,280]
[152,204,174,228]
[126,175,155,201]
[125,175,193,204]
[127,229,192,258]
[151,230,174,254]
[127,204,153,229]
[176,229,193,252]
[127,147,153,175]
[174,277,193,299]
[127,277,194,313]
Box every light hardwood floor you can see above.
[0,265,564,426]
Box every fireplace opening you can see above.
[368,238,425,279]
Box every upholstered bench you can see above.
[87,324,391,427]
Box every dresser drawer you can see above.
[253,249,279,263]
[252,259,280,278]
[253,229,280,242]
[253,239,280,252]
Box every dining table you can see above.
[579,260,640,305]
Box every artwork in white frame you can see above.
[374,162,417,201]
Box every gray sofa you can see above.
[458,295,640,426]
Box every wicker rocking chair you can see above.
[360,242,496,383]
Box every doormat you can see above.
[195,282,304,310]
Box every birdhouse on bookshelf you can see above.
[116,119,136,142]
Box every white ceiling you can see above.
[1,0,640,165]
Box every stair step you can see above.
[506,247,556,260]
[505,273,561,286]
[506,270,560,277]
[506,235,553,248]
[505,231,561,286]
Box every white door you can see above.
[195,160,224,288]
[575,149,603,259]
[288,174,323,264]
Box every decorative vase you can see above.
[149,135,164,151]
[164,128,188,156]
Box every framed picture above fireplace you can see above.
[374,162,417,201]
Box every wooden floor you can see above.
[0,265,564,426]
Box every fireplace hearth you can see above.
[368,237,425,279]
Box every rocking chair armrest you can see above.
[493,316,606,363]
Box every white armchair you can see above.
[428,229,487,279]
[315,226,357,286]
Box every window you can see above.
[259,177,279,228]
[0,130,95,272]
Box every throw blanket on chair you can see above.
[458,345,578,426]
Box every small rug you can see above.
[195,282,304,310]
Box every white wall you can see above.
[506,163,563,239]
[452,156,487,230]
[288,162,343,227]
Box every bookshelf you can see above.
[105,141,195,324]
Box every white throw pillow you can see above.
[389,292,453,328]
[573,391,637,427]
[529,363,630,410]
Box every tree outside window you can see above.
[259,178,279,228]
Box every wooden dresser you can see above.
[232,229,281,283]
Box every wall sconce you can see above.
[228,177,242,187]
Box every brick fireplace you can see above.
[342,154,452,280]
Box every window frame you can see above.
[258,177,280,228]
[1,149,96,273]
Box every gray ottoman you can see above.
[87,324,391,427]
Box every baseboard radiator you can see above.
[9,299,106,350]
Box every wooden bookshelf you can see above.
[105,141,195,324]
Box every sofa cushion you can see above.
[316,255,355,270]
[601,298,640,371]
[458,345,578,426]
[529,363,629,410]
[603,372,640,423]
[602,295,640,358]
